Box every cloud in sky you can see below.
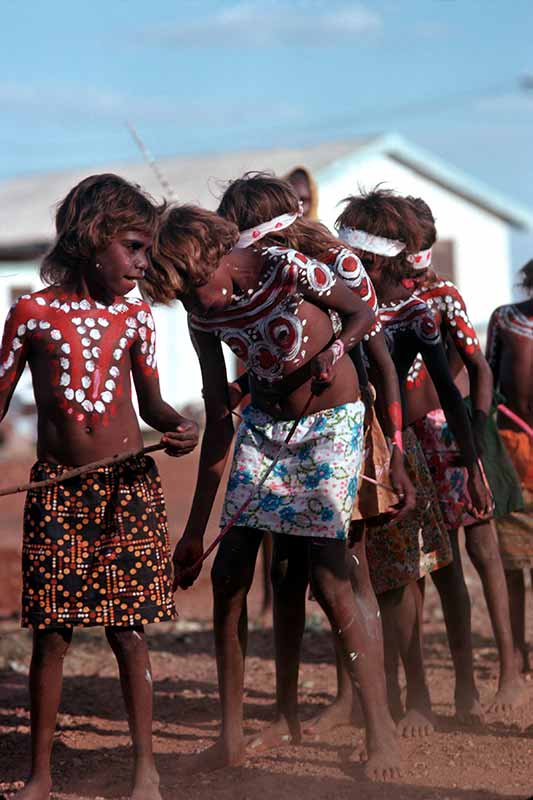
[142,1,382,48]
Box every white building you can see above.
[1,133,532,415]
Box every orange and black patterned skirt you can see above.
[22,454,176,629]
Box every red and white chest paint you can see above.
[0,290,157,425]
[189,247,336,384]
[406,279,480,390]
[321,247,381,340]
[486,304,533,370]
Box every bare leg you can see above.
[464,521,526,711]
[304,523,373,737]
[10,628,72,800]
[380,580,435,738]
[378,593,404,723]
[505,569,529,674]
[310,536,400,781]
[259,533,273,622]
[187,526,263,772]
[431,530,482,724]
[105,626,161,800]
[247,533,309,752]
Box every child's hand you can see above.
[385,449,416,521]
[309,349,336,395]
[161,418,199,457]
[466,462,493,520]
[227,381,244,411]
[172,534,204,591]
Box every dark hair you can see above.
[518,259,533,295]
[406,195,437,249]
[143,204,239,303]
[335,187,424,281]
[41,173,160,286]
[217,172,338,258]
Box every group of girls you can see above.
[4,170,528,799]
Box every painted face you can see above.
[93,230,152,297]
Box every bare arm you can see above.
[173,327,235,589]
[130,306,198,456]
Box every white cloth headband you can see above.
[234,202,303,249]
[406,247,432,270]
[338,227,406,257]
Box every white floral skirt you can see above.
[220,401,365,540]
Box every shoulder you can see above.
[5,289,54,324]
[381,297,440,343]
[264,246,336,294]
[418,278,466,309]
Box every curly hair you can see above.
[335,187,424,281]
[406,195,437,249]
[518,259,533,295]
[217,172,340,258]
[41,174,160,286]
[142,204,239,304]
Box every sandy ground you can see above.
[1,449,532,800]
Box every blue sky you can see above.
[2,0,532,269]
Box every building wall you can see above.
[316,152,512,332]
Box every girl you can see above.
[146,184,401,781]
[1,174,198,800]
[335,188,492,736]
[406,196,525,716]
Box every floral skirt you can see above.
[22,455,176,629]
[366,427,452,594]
[221,401,365,540]
[496,430,533,568]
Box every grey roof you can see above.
[1,133,531,248]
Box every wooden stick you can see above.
[0,443,165,498]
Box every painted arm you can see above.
[173,326,235,590]
[295,253,374,390]
[130,306,198,456]
[485,309,502,390]
[365,331,416,518]
[439,283,493,450]
[0,298,30,422]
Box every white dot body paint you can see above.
[352,554,360,566]
[349,651,359,661]
[133,630,142,640]
[145,668,152,686]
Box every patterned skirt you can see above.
[413,408,494,530]
[496,430,533,569]
[22,454,176,629]
[221,401,365,540]
[366,427,452,595]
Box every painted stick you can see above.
[497,403,533,439]
[0,443,165,498]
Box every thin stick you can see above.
[185,394,315,575]
[497,403,533,439]
[125,121,177,201]
[0,443,165,498]
[360,473,396,494]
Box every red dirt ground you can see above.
[1,449,532,799]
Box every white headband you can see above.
[406,247,432,270]
[234,202,303,249]
[338,227,406,257]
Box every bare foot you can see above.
[5,777,52,800]
[486,677,528,714]
[179,738,245,774]
[303,697,353,740]
[455,688,484,726]
[131,768,161,800]
[246,718,300,755]
[397,707,435,738]
[361,724,402,782]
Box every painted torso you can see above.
[189,246,338,385]
[487,301,533,429]
[320,246,381,340]
[0,288,157,428]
